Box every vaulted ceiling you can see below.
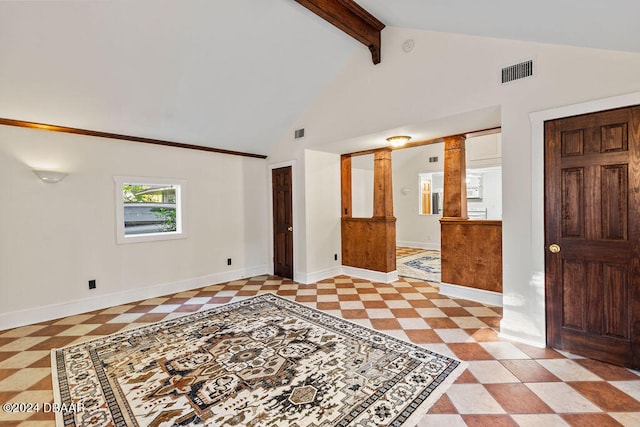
[1,0,638,157]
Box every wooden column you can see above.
[442,135,468,220]
[341,154,352,217]
[373,148,393,218]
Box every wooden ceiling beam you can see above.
[0,118,267,159]
[294,0,385,64]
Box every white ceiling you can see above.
[1,1,638,157]
[358,0,640,53]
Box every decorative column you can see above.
[441,135,468,220]
[373,148,394,218]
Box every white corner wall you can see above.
[304,150,342,282]
[0,126,269,329]
[272,27,640,347]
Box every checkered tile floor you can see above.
[1,275,640,426]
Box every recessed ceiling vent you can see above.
[294,128,305,139]
[501,59,534,84]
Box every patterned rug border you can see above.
[51,292,467,426]
[397,250,441,283]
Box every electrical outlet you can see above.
[227,258,232,266]
[88,279,96,290]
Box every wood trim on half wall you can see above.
[0,117,267,159]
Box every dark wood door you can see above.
[272,166,293,279]
[545,105,640,368]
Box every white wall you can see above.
[393,143,444,249]
[0,125,268,329]
[304,150,342,279]
[351,167,374,218]
[270,27,640,347]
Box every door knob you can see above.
[549,244,561,253]
[287,226,293,232]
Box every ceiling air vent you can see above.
[501,59,534,84]
[294,128,305,139]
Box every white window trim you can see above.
[114,176,188,244]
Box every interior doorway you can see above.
[272,166,294,279]
[545,105,640,368]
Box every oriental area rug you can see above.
[397,250,441,283]
[52,293,465,426]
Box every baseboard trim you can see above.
[397,240,440,251]
[438,282,503,307]
[498,315,547,348]
[0,265,270,331]
[342,266,398,283]
[498,330,546,349]
[297,267,343,285]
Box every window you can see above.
[114,176,187,244]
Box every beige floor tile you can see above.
[416,414,468,426]
[56,324,102,336]
[53,315,95,325]
[365,309,394,319]
[99,305,135,314]
[446,384,506,414]
[536,359,603,381]
[526,382,602,413]
[0,368,50,391]
[609,412,640,427]
[510,414,570,426]
[610,381,640,401]
[434,329,473,343]
[316,295,339,302]
[479,342,531,360]
[432,299,461,308]
[401,293,428,300]
[106,313,145,324]
[384,300,413,308]
[464,307,501,317]
[0,326,47,338]
[467,361,520,384]
[0,351,49,369]
[0,337,49,352]
[450,317,489,329]
[358,294,383,301]
[171,291,199,298]
[339,301,365,310]
[336,288,358,295]
[149,304,182,313]
[415,308,447,318]
[397,318,431,330]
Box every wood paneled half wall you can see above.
[440,220,503,293]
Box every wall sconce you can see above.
[33,169,68,183]
[386,135,411,147]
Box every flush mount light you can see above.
[33,169,68,183]
[386,135,411,147]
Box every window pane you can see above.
[123,184,177,235]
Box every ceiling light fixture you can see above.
[386,135,411,147]
[33,169,68,183]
